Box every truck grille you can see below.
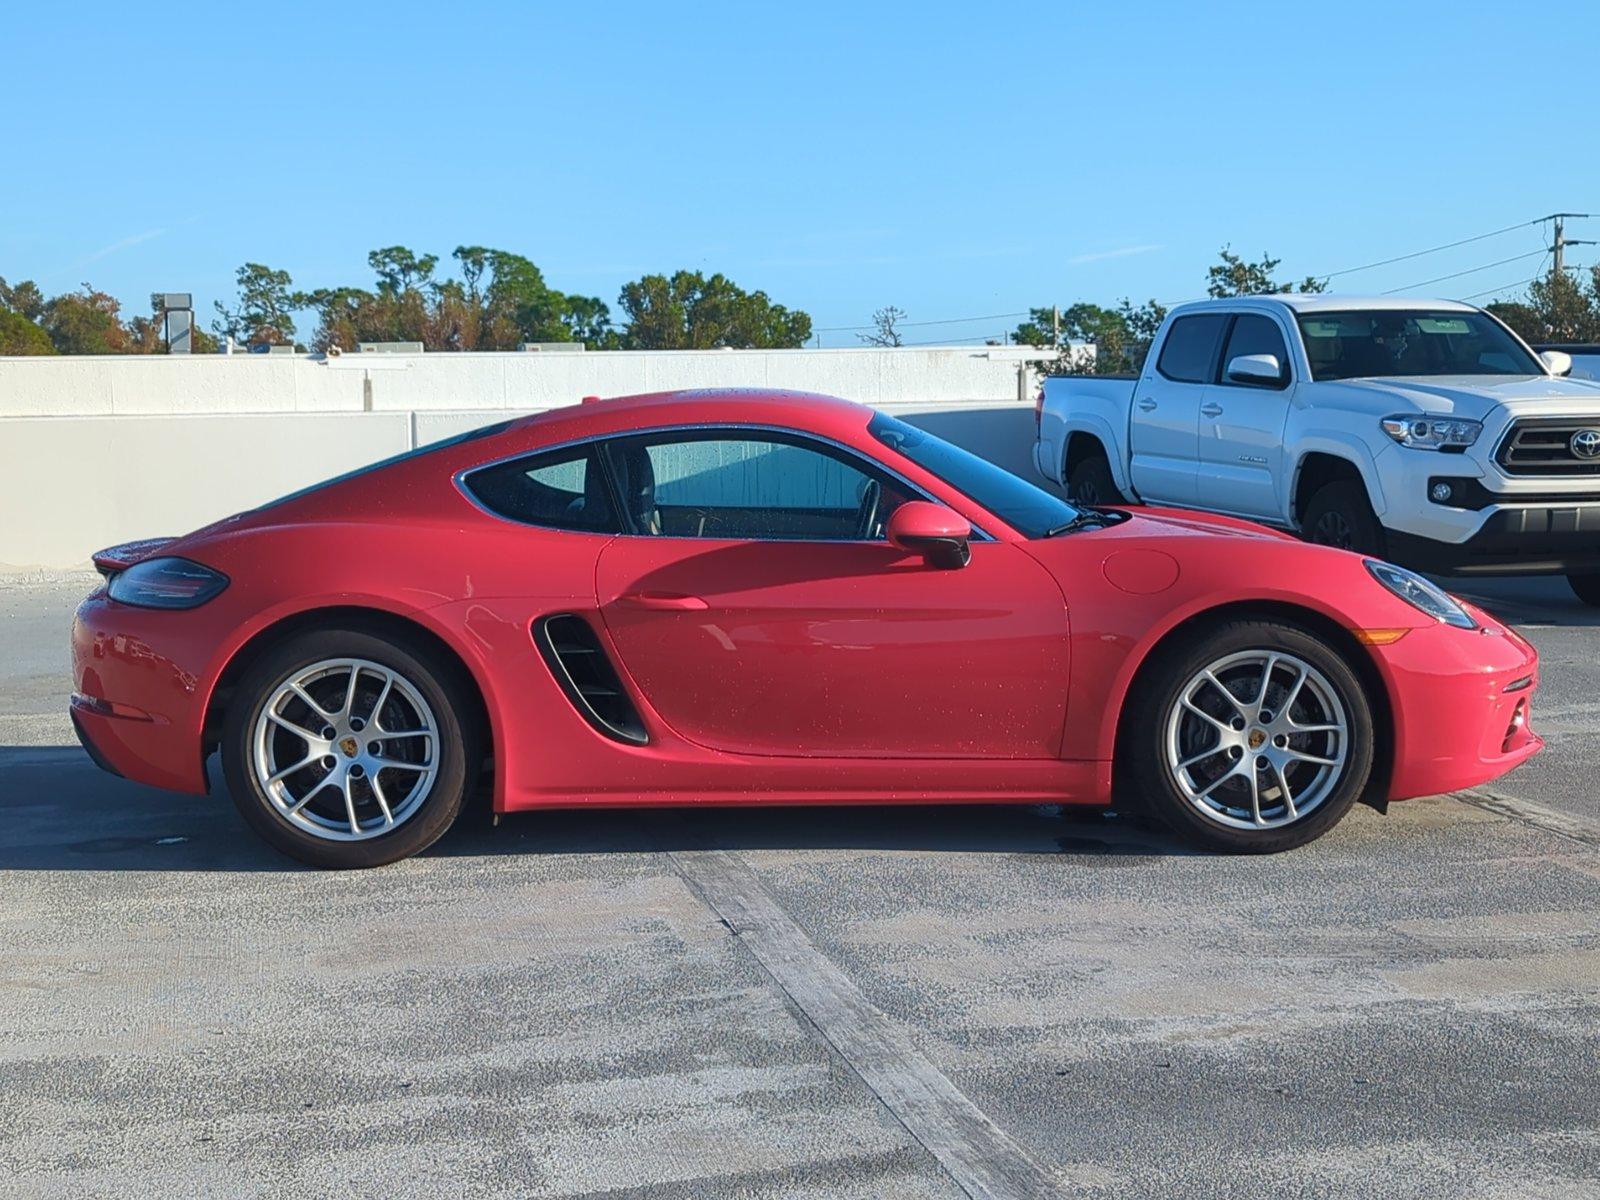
[1497,418,1600,475]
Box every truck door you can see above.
[1199,313,1295,519]
[1128,312,1228,506]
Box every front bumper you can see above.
[1374,444,1600,574]
[1388,505,1600,575]
[1374,609,1542,801]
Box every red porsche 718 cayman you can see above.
[70,390,1542,868]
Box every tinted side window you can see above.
[463,445,620,532]
[603,432,910,540]
[1220,315,1291,387]
[1156,314,1228,383]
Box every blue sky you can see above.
[4,1,1593,345]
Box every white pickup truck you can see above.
[1034,294,1600,604]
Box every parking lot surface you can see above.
[3,570,1598,1199]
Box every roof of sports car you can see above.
[511,388,875,438]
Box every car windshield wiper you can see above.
[1042,506,1124,538]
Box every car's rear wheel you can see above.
[1302,479,1385,558]
[222,628,478,868]
[1122,619,1375,852]
[1567,573,1600,607]
[1067,450,1126,506]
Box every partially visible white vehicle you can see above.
[1033,295,1600,604]
[1534,343,1600,382]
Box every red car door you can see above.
[592,429,1070,759]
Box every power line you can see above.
[1316,217,1543,281]
[899,333,1011,346]
[1381,248,1549,295]
[816,310,1028,333]
[1456,274,1544,303]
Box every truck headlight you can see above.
[1380,416,1481,450]
[1365,560,1476,629]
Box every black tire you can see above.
[1301,479,1386,557]
[1120,619,1375,853]
[221,628,480,869]
[1067,449,1126,505]
[1568,573,1600,607]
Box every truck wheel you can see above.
[1068,452,1126,505]
[1302,480,1385,557]
[1568,574,1600,607]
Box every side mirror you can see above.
[1226,353,1286,387]
[1541,349,1573,377]
[886,501,971,569]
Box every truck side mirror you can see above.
[1226,353,1286,387]
[1541,350,1573,377]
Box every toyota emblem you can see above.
[1571,429,1600,459]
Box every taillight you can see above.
[106,557,229,609]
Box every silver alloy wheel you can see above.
[251,657,440,842]
[1164,649,1348,831]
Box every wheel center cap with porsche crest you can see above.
[339,736,360,758]
[1571,429,1600,459]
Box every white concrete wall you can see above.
[0,346,1057,567]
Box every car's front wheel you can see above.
[221,628,479,868]
[1122,619,1375,852]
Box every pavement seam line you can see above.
[666,847,1068,1200]
[1454,788,1600,847]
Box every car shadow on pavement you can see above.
[0,745,1194,872]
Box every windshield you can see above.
[868,412,1081,538]
[1296,310,1542,381]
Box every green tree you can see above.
[300,245,615,352]
[1206,247,1326,298]
[0,276,46,322]
[1506,269,1600,343]
[617,270,811,349]
[558,293,617,347]
[41,286,132,354]
[1013,299,1167,375]
[368,246,439,297]
[213,263,297,344]
[0,309,54,354]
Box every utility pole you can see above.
[1547,212,1594,281]
[1052,305,1060,347]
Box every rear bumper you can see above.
[1375,611,1542,800]
[70,594,211,794]
[70,702,124,779]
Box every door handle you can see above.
[1137,398,1158,412]
[617,590,709,611]
[1200,402,1224,417]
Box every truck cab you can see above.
[1034,295,1600,604]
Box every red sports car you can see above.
[71,390,1541,868]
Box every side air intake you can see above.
[532,614,649,745]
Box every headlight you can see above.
[1365,560,1475,629]
[106,557,229,609]
[1380,415,1481,450]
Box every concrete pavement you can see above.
[3,570,1597,1198]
